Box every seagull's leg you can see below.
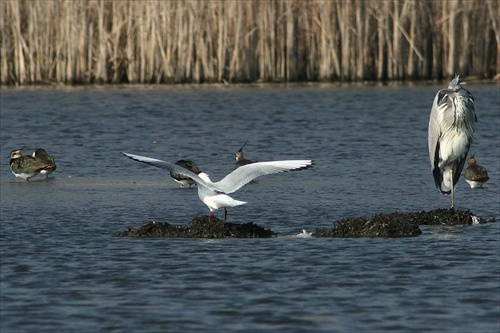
[451,169,455,209]
[209,212,214,225]
[221,208,228,226]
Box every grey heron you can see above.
[428,75,476,208]
[123,152,314,224]
[464,156,489,188]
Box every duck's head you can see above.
[10,149,23,159]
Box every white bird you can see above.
[428,75,476,208]
[295,229,313,238]
[123,152,314,224]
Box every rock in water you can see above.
[114,209,490,239]
[315,213,422,238]
[314,209,489,238]
[114,215,276,238]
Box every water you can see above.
[1,83,499,332]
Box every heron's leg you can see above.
[450,169,455,209]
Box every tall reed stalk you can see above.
[1,0,498,85]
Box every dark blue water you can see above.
[1,83,499,332]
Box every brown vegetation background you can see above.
[1,0,499,85]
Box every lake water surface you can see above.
[1,83,499,332]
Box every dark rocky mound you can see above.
[314,209,490,238]
[114,215,276,238]
[314,213,422,238]
[403,208,489,226]
[115,209,492,239]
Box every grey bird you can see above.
[235,142,255,169]
[428,75,476,208]
[123,152,314,224]
[32,148,57,178]
[9,149,53,180]
[464,156,489,189]
[170,159,201,188]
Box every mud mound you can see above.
[314,209,489,238]
[115,209,491,239]
[314,214,422,238]
[114,215,276,238]
[401,208,488,226]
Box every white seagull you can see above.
[123,152,314,224]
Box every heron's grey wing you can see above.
[428,91,449,190]
[464,89,477,123]
[214,160,314,194]
[122,152,214,189]
[452,88,476,186]
[428,93,442,170]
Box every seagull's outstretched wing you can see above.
[215,160,314,194]
[122,152,217,190]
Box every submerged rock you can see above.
[115,209,491,239]
[314,208,490,238]
[401,208,489,226]
[314,213,422,238]
[114,215,277,238]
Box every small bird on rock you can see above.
[9,149,54,180]
[32,148,57,178]
[464,156,489,188]
[235,142,256,169]
[170,159,201,188]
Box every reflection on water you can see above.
[1,84,499,332]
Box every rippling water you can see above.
[1,83,499,332]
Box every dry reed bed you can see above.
[1,0,499,85]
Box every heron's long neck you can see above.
[452,95,474,132]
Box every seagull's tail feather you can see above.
[209,194,247,209]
